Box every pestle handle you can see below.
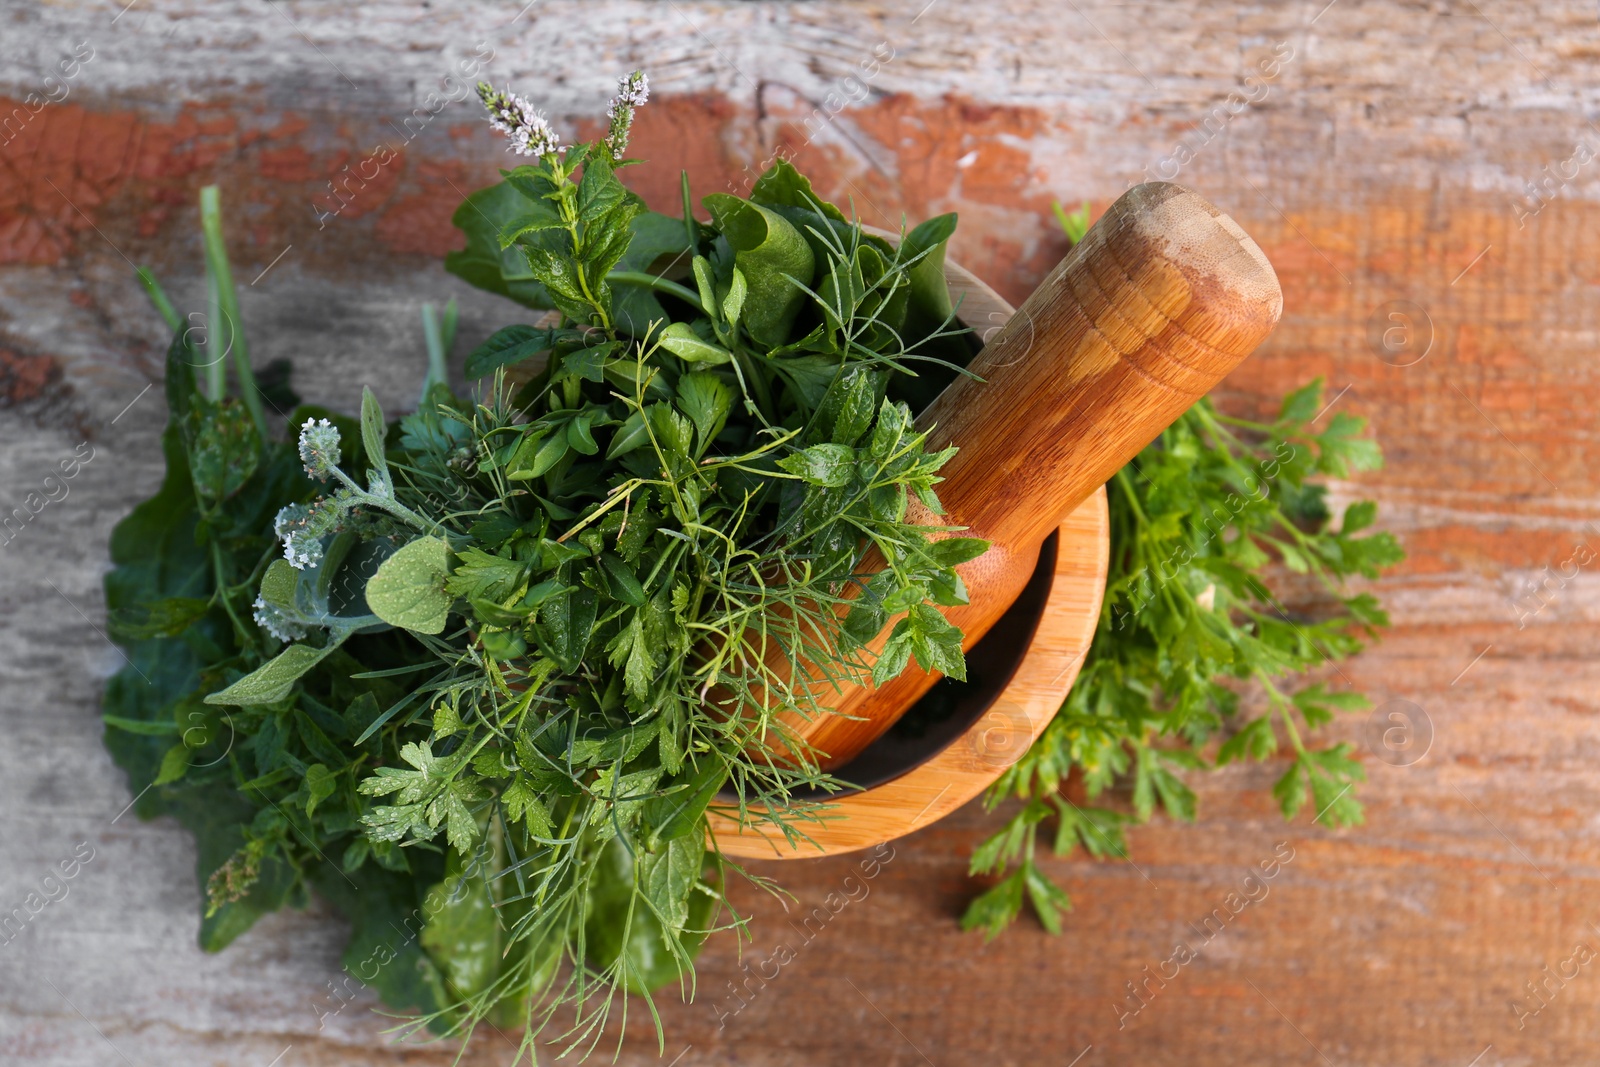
[917,181,1282,549]
[785,181,1284,770]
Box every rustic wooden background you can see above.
[3,1,1599,1064]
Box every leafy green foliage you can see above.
[963,212,1403,936]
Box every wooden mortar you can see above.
[714,181,1282,855]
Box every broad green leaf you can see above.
[464,324,565,379]
[204,636,350,705]
[365,536,453,635]
[583,836,716,995]
[605,407,654,460]
[818,366,881,446]
[154,743,190,785]
[656,322,732,365]
[497,201,564,247]
[610,211,695,336]
[444,181,556,309]
[600,553,647,607]
[533,587,598,672]
[749,158,848,223]
[108,597,210,640]
[420,850,500,1000]
[927,537,990,567]
[778,442,856,487]
[258,558,299,611]
[901,211,958,338]
[702,193,815,348]
[304,763,336,816]
[644,757,728,844]
[507,428,569,480]
[187,398,261,509]
[640,836,702,934]
[721,267,747,327]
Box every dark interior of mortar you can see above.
[728,531,1060,803]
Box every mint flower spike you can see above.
[603,70,649,161]
[298,417,341,481]
[477,81,562,158]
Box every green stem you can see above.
[136,268,181,332]
[420,302,448,403]
[730,349,775,425]
[211,542,253,649]
[199,186,268,439]
[204,270,225,402]
[1111,467,1155,531]
[327,465,437,535]
[1212,412,1280,435]
[680,169,697,251]
[607,271,705,313]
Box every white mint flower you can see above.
[603,70,649,161]
[478,82,563,158]
[614,70,649,108]
[298,417,341,481]
[252,596,307,643]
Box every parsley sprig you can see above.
[961,205,1404,940]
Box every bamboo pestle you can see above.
[772,181,1284,772]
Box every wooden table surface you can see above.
[3,2,1598,1064]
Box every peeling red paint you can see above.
[0,344,72,414]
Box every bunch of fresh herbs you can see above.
[105,72,982,1060]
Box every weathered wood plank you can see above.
[3,2,1600,1064]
